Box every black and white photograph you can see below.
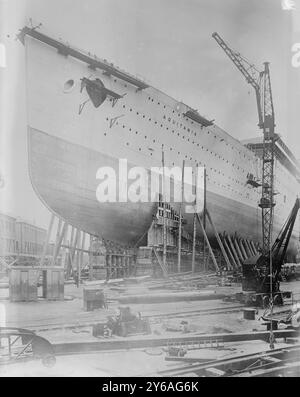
[0,0,300,379]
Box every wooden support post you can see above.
[203,168,207,271]
[221,234,237,269]
[238,238,248,259]
[192,213,197,273]
[107,254,112,280]
[245,239,254,256]
[250,240,258,255]
[247,240,255,256]
[206,210,232,270]
[233,237,245,262]
[89,236,94,281]
[195,213,219,271]
[227,235,241,268]
[70,229,80,267]
[76,231,82,288]
[40,213,55,266]
[162,146,167,275]
[61,226,68,268]
[52,221,68,266]
[178,160,185,273]
[55,218,63,247]
[78,232,85,286]
[242,239,252,257]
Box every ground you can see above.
[0,275,300,376]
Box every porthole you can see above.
[63,79,75,93]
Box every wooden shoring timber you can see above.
[205,210,232,270]
[153,247,168,278]
[251,240,258,255]
[40,213,55,266]
[191,213,197,273]
[237,238,247,260]
[60,230,68,269]
[244,240,254,256]
[241,238,252,258]
[55,218,63,249]
[52,221,68,266]
[245,239,255,256]
[227,235,241,268]
[240,238,250,259]
[177,160,185,273]
[195,213,219,271]
[161,147,167,274]
[250,240,258,255]
[66,228,80,277]
[221,233,238,269]
[233,237,245,262]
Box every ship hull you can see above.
[29,127,279,247]
[23,29,300,259]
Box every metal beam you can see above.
[52,329,300,356]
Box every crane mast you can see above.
[212,32,276,257]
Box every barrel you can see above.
[243,308,256,320]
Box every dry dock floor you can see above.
[1,275,300,376]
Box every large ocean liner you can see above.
[19,27,300,259]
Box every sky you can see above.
[0,0,299,229]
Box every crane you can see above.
[242,198,299,306]
[212,32,276,258]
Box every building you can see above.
[0,212,46,258]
